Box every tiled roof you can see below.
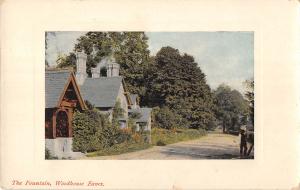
[80,77,122,108]
[129,108,152,123]
[45,70,71,108]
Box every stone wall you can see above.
[45,138,84,159]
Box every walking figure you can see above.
[247,131,254,156]
[239,126,247,157]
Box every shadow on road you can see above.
[161,149,254,159]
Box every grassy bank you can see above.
[151,128,206,146]
[86,141,152,157]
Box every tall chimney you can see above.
[106,56,119,77]
[91,67,100,78]
[75,52,87,85]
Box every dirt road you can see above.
[83,133,253,160]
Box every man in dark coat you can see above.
[240,126,248,157]
[247,131,254,156]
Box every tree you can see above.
[145,46,216,130]
[213,84,249,133]
[244,79,254,126]
[153,107,181,130]
[56,52,76,70]
[57,32,151,105]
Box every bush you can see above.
[156,140,166,146]
[116,130,132,143]
[72,109,121,153]
[45,148,51,159]
[112,100,125,126]
[45,148,58,160]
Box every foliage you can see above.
[151,128,206,146]
[116,129,132,144]
[145,46,216,130]
[213,84,249,132]
[153,106,182,129]
[45,148,58,160]
[56,52,77,70]
[86,141,152,157]
[73,100,152,154]
[244,79,254,126]
[127,111,142,133]
[45,148,50,158]
[73,126,206,157]
[127,117,137,132]
[156,140,166,146]
[112,100,125,126]
[129,111,142,120]
[57,32,151,105]
[72,109,121,153]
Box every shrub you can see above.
[112,100,125,126]
[45,148,58,160]
[156,140,166,146]
[73,110,96,152]
[132,133,142,143]
[45,148,51,159]
[116,130,132,143]
[73,107,139,153]
[128,117,137,132]
[72,109,121,153]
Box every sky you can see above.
[46,31,253,93]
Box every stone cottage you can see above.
[45,52,152,158]
[75,52,132,128]
[75,52,152,131]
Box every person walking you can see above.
[247,131,254,156]
[239,125,248,157]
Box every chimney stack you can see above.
[75,52,87,85]
[91,67,100,78]
[106,56,119,77]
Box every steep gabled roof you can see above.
[45,70,86,109]
[46,70,70,108]
[80,77,124,107]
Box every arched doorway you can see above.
[56,110,69,137]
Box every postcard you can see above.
[1,0,299,189]
[44,31,254,160]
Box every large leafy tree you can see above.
[56,32,151,104]
[145,46,216,130]
[244,79,254,126]
[213,84,249,133]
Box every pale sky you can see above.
[46,31,253,93]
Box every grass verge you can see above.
[86,142,152,157]
[151,128,206,146]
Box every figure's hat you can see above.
[240,125,247,130]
